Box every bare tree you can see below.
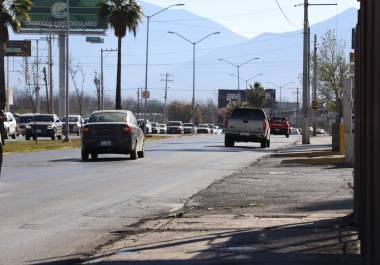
[93,71,101,110]
[69,62,85,116]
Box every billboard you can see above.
[21,0,107,33]
[218,89,247,124]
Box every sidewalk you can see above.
[85,136,361,265]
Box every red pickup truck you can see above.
[269,117,290,138]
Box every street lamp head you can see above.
[175,4,185,6]
[213,32,221,35]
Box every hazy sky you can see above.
[143,0,359,38]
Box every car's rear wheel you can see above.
[51,134,56,140]
[11,133,16,139]
[267,139,271,148]
[285,132,290,138]
[25,135,30,141]
[261,140,267,148]
[138,143,145,158]
[81,150,89,161]
[32,136,37,141]
[57,135,62,140]
[130,141,138,160]
[225,136,234,147]
[91,153,98,160]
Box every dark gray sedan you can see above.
[81,110,144,161]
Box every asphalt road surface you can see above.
[0,134,299,264]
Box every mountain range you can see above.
[10,1,358,105]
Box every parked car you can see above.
[291,128,301,135]
[25,114,63,140]
[208,124,215,134]
[81,110,144,161]
[159,124,167,134]
[151,122,160,134]
[137,119,152,134]
[197,124,211,134]
[214,126,222,135]
[0,110,4,173]
[269,117,290,138]
[167,121,184,134]
[4,112,17,139]
[225,108,271,148]
[316,128,325,135]
[62,115,84,135]
[17,114,35,137]
[183,123,195,134]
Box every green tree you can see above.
[246,82,266,108]
[224,100,248,120]
[317,30,350,119]
[99,0,143,110]
[0,0,31,109]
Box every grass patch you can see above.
[4,139,81,153]
[4,135,171,154]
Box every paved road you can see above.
[0,134,299,264]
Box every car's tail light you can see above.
[81,127,90,135]
[123,125,132,135]
[262,120,267,130]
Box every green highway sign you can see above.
[86,36,104,43]
[21,0,107,32]
[5,41,32,57]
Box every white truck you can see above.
[224,108,271,148]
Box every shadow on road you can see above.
[60,215,360,265]
[49,157,131,163]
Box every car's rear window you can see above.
[198,124,208,128]
[230,108,266,120]
[62,117,79,122]
[89,112,127,123]
[19,116,33,123]
[184,123,193,127]
[168,122,182,126]
[32,115,55,122]
[272,117,286,122]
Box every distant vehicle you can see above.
[81,110,144,161]
[291,128,301,135]
[225,108,271,148]
[208,124,215,134]
[214,126,222,135]
[4,112,17,139]
[196,124,211,134]
[167,121,184,134]
[137,119,152,134]
[62,115,83,136]
[17,114,35,137]
[151,122,160,134]
[183,123,195,134]
[316,128,325,135]
[25,114,63,140]
[269,117,290,138]
[159,124,167,134]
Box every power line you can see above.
[274,0,300,28]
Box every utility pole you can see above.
[161,73,173,122]
[58,33,65,117]
[100,48,117,109]
[48,34,53,113]
[43,67,49,112]
[35,39,40,113]
[136,88,141,119]
[5,57,9,112]
[312,34,318,136]
[298,0,337,144]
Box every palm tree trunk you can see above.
[115,36,122,110]
[0,34,6,110]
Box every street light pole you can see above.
[143,4,184,124]
[100,48,117,109]
[219,58,260,101]
[64,0,70,142]
[168,31,220,123]
[267,81,294,103]
[230,73,263,90]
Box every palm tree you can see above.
[0,0,32,109]
[99,0,143,110]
